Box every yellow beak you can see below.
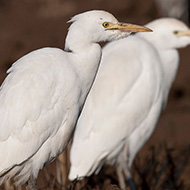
[175,30,190,36]
[107,22,153,33]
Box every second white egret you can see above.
[69,18,190,190]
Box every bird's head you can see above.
[65,10,152,51]
[138,18,190,50]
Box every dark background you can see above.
[0,0,190,189]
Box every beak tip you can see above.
[148,28,153,32]
[144,27,153,32]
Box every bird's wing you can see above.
[126,93,163,167]
[0,48,78,174]
[69,37,162,179]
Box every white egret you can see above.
[0,10,151,190]
[69,18,190,190]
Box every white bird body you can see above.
[69,18,190,189]
[0,47,92,184]
[0,10,151,188]
[122,18,190,170]
[69,35,164,178]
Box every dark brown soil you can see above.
[0,0,190,190]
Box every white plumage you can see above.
[0,10,151,189]
[69,18,190,190]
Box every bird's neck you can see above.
[66,43,102,106]
[65,24,94,53]
[64,25,102,106]
[158,49,179,100]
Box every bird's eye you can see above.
[103,22,110,28]
[173,31,179,35]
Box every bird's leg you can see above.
[56,151,68,185]
[123,163,136,190]
[25,176,37,190]
[17,185,23,190]
[116,166,126,190]
[122,144,136,190]
[4,180,14,190]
